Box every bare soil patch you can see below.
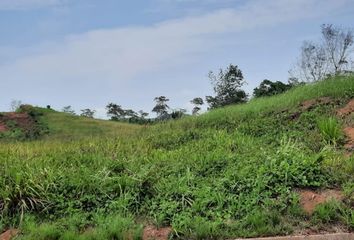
[337,99,354,117]
[300,97,332,111]
[0,229,19,240]
[343,127,354,152]
[143,226,172,240]
[298,189,344,215]
[0,122,7,132]
[0,112,35,133]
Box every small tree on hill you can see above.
[190,97,204,115]
[62,105,76,115]
[106,103,125,120]
[171,108,187,119]
[80,109,95,118]
[10,100,22,112]
[206,64,248,109]
[253,80,293,98]
[152,96,170,118]
[138,110,149,119]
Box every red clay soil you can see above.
[0,112,35,132]
[337,99,354,117]
[0,229,19,240]
[301,97,332,111]
[299,189,344,215]
[0,122,7,132]
[343,127,354,152]
[143,226,172,240]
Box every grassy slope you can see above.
[40,111,142,140]
[1,76,354,239]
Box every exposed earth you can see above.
[298,189,344,215]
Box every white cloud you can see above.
[0,0,351,113]
[0,0,63,10]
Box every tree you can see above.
[321,24,354,75]
[190,97,204,115]
[106,103,125,120]
[138,110,149,119]
[299,41,328,82]
[10,100,22,112]
[152,96,170,118]
[124,109,138,119]
[291,24,354,82]
[62,105,76,115]
[206,64,248,109]
[171,108,187,119]
[80,109,95,118]
[253,79,292,98]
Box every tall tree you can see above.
[291,24,354,82]
[299,41,328,82]
[152,96,170,118]
[206,64,247,109]
[190,97,204,115]
[321,24,354,75]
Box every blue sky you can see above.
[1,0,354,118]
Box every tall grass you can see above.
[317,117,342,144]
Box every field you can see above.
[1,76,354,239]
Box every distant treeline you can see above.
[58,24,353,123]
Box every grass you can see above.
[317,117,343,145]
[0,75,354,239]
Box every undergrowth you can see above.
[0,76,354,239]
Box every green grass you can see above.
[1,75,354,239]
[317,117,343,145]
[40,111,142,140]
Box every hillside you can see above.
[1,76,354,240]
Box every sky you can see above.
[1,0,354,118]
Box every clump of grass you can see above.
[317,117,342,145]
[312,200,341,224]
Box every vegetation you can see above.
[206,64,248,109]
[0,75,354,239]
[253,79,293,98]
[291,24,353,82]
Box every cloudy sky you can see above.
[1,0,354,118]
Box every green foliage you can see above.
[253,79,293,98]
[312,200,341,224]
[1,75,354,239]
[317,117,342,144]
[206,64,248,109]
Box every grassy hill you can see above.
[1,76,354,239]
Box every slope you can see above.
[0,76,353,240]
